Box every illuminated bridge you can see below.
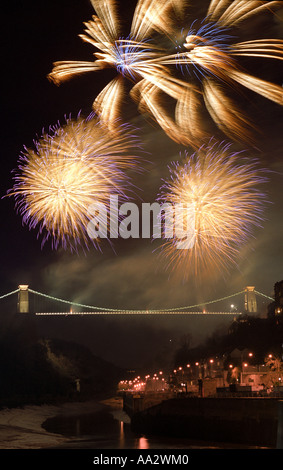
[0,285,274,317]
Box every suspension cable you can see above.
[1,288,273,314]
[254,290,274,301]
[28,288,246,313]
[0,289,20,300]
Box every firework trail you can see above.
[48,0,283,146]
[8,115,139,251]
[48,0,179,133]
[149,0,283,145]
[157,140,268,281]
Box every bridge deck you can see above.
[35,311,241,316]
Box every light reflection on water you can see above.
[42,406,204,449]
[42,404,267,449]
[138,436,149,449]
[119,419,148,449]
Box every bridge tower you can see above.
[244,286,257,314]
[17,285,29,313]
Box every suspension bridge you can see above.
[0,285,274,316]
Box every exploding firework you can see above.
[48,0,177,132]
[48,0,283,146]
[157,140,268,280]
[8,115,140,251]
[133,0,283,145]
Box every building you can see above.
[267,280,283,317]
[274,280,283,315]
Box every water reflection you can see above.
[43,405,236,449]
[76,418,80,437]
[138,437,149,449]
[119,421,125,447]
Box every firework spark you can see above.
[157,140,268,281]
[48,0,177,132]
[48,0,283,146]
[8,115,139,251]
[153,0,283,144]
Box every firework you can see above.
[48,0,178,132]
[8,115,139,251]
[154,0,283,144]
[48,0,283,146]
[157,140,268,280]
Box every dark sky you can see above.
[1,0,283,369]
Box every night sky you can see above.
[1,0,283,369]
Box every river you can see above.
[0,398,265,450]
[41,400,258,449]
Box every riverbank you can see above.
[0,399,107,449]
[0,395,274,450]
